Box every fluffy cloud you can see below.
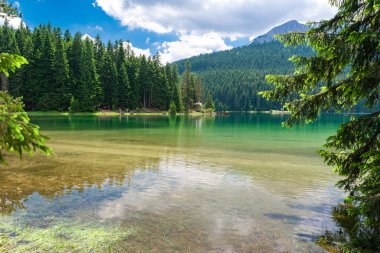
[0,0,23,29]
[95,0,336,62]
[82,33,96,42]
[80,34,151,58]
[95,0,336,38]
[0,16,23,28]
[123,42,151,58]
[159,32,232,63]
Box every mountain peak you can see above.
[251,20,308,44]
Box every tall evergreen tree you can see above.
[126,54,140,109]
[182,62,193,113]
[51,29,70,111]
[36,27,55,110]
[8,23,31,97]
[98,42,118,109]
[114,61,131,110]
[262,1,380,251]
[151,54,169,110]
[67,32,83,103]
[205,92,215,111]
[93,35,105,104]
[77,38,100,111]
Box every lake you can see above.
[0,113,348,252]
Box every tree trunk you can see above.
[0,73,8,91]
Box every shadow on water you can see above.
[264,213,303,224]
[317,203,380,253]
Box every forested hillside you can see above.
[176,41,312,111]
[0,21,185,112]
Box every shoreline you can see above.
[27,111,211,117]
[26,111,371,117]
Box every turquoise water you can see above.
[0,113,348,252]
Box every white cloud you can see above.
[0,15,23,28]
[123,42,151,58]
[159,32,232,63]
[87,25,103,31]
[95,0,337,62]
[95,0,336,38]
[95,25,103,31]
[0,1,23,29]
[82,33,96,42]
[80,35,151,58]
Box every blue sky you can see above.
[6,0,336,63]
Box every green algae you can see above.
[0,217,136,253]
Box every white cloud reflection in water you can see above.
[97,155,341,252]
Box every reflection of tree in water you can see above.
[0,153,160,215]
[317,203,380,252]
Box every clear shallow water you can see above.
[0,113,348,252]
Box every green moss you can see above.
[0,218,136,253]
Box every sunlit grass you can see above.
[0,217,136,253]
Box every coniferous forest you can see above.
[2,21,376,114]
[175,42,313,111]
[0,21,198,113]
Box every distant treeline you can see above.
[2,21,375,113]
[0,21,204,112]
[176,41,379,113]
[175,41,312,111]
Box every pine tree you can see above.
[114,61,131,110]
[93,34,105,104]
[125,55,140,109]
[51,29,70,111]
[193,76,202,103]
[262,1,380,250]
[77,38,99,111]
[182,62,193,113]
[139,55,150,108]
[100,52,117,109]
[151,54,169,110]
[8,23,30,97]
[36,27,55,110]
[205,92,215,111]
[67,32,83,102]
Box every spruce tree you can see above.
[99,44,118,109]
[262,1,380,250]
[126,55,140,109]
[77,38,100,111]
[114,61,130,110]
[51,29,70,111]
[67,32,83,103]
[205,92,215,111]
[36,27,55,110]
[182,62,193,113]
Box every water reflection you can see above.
[0,113,346,252]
